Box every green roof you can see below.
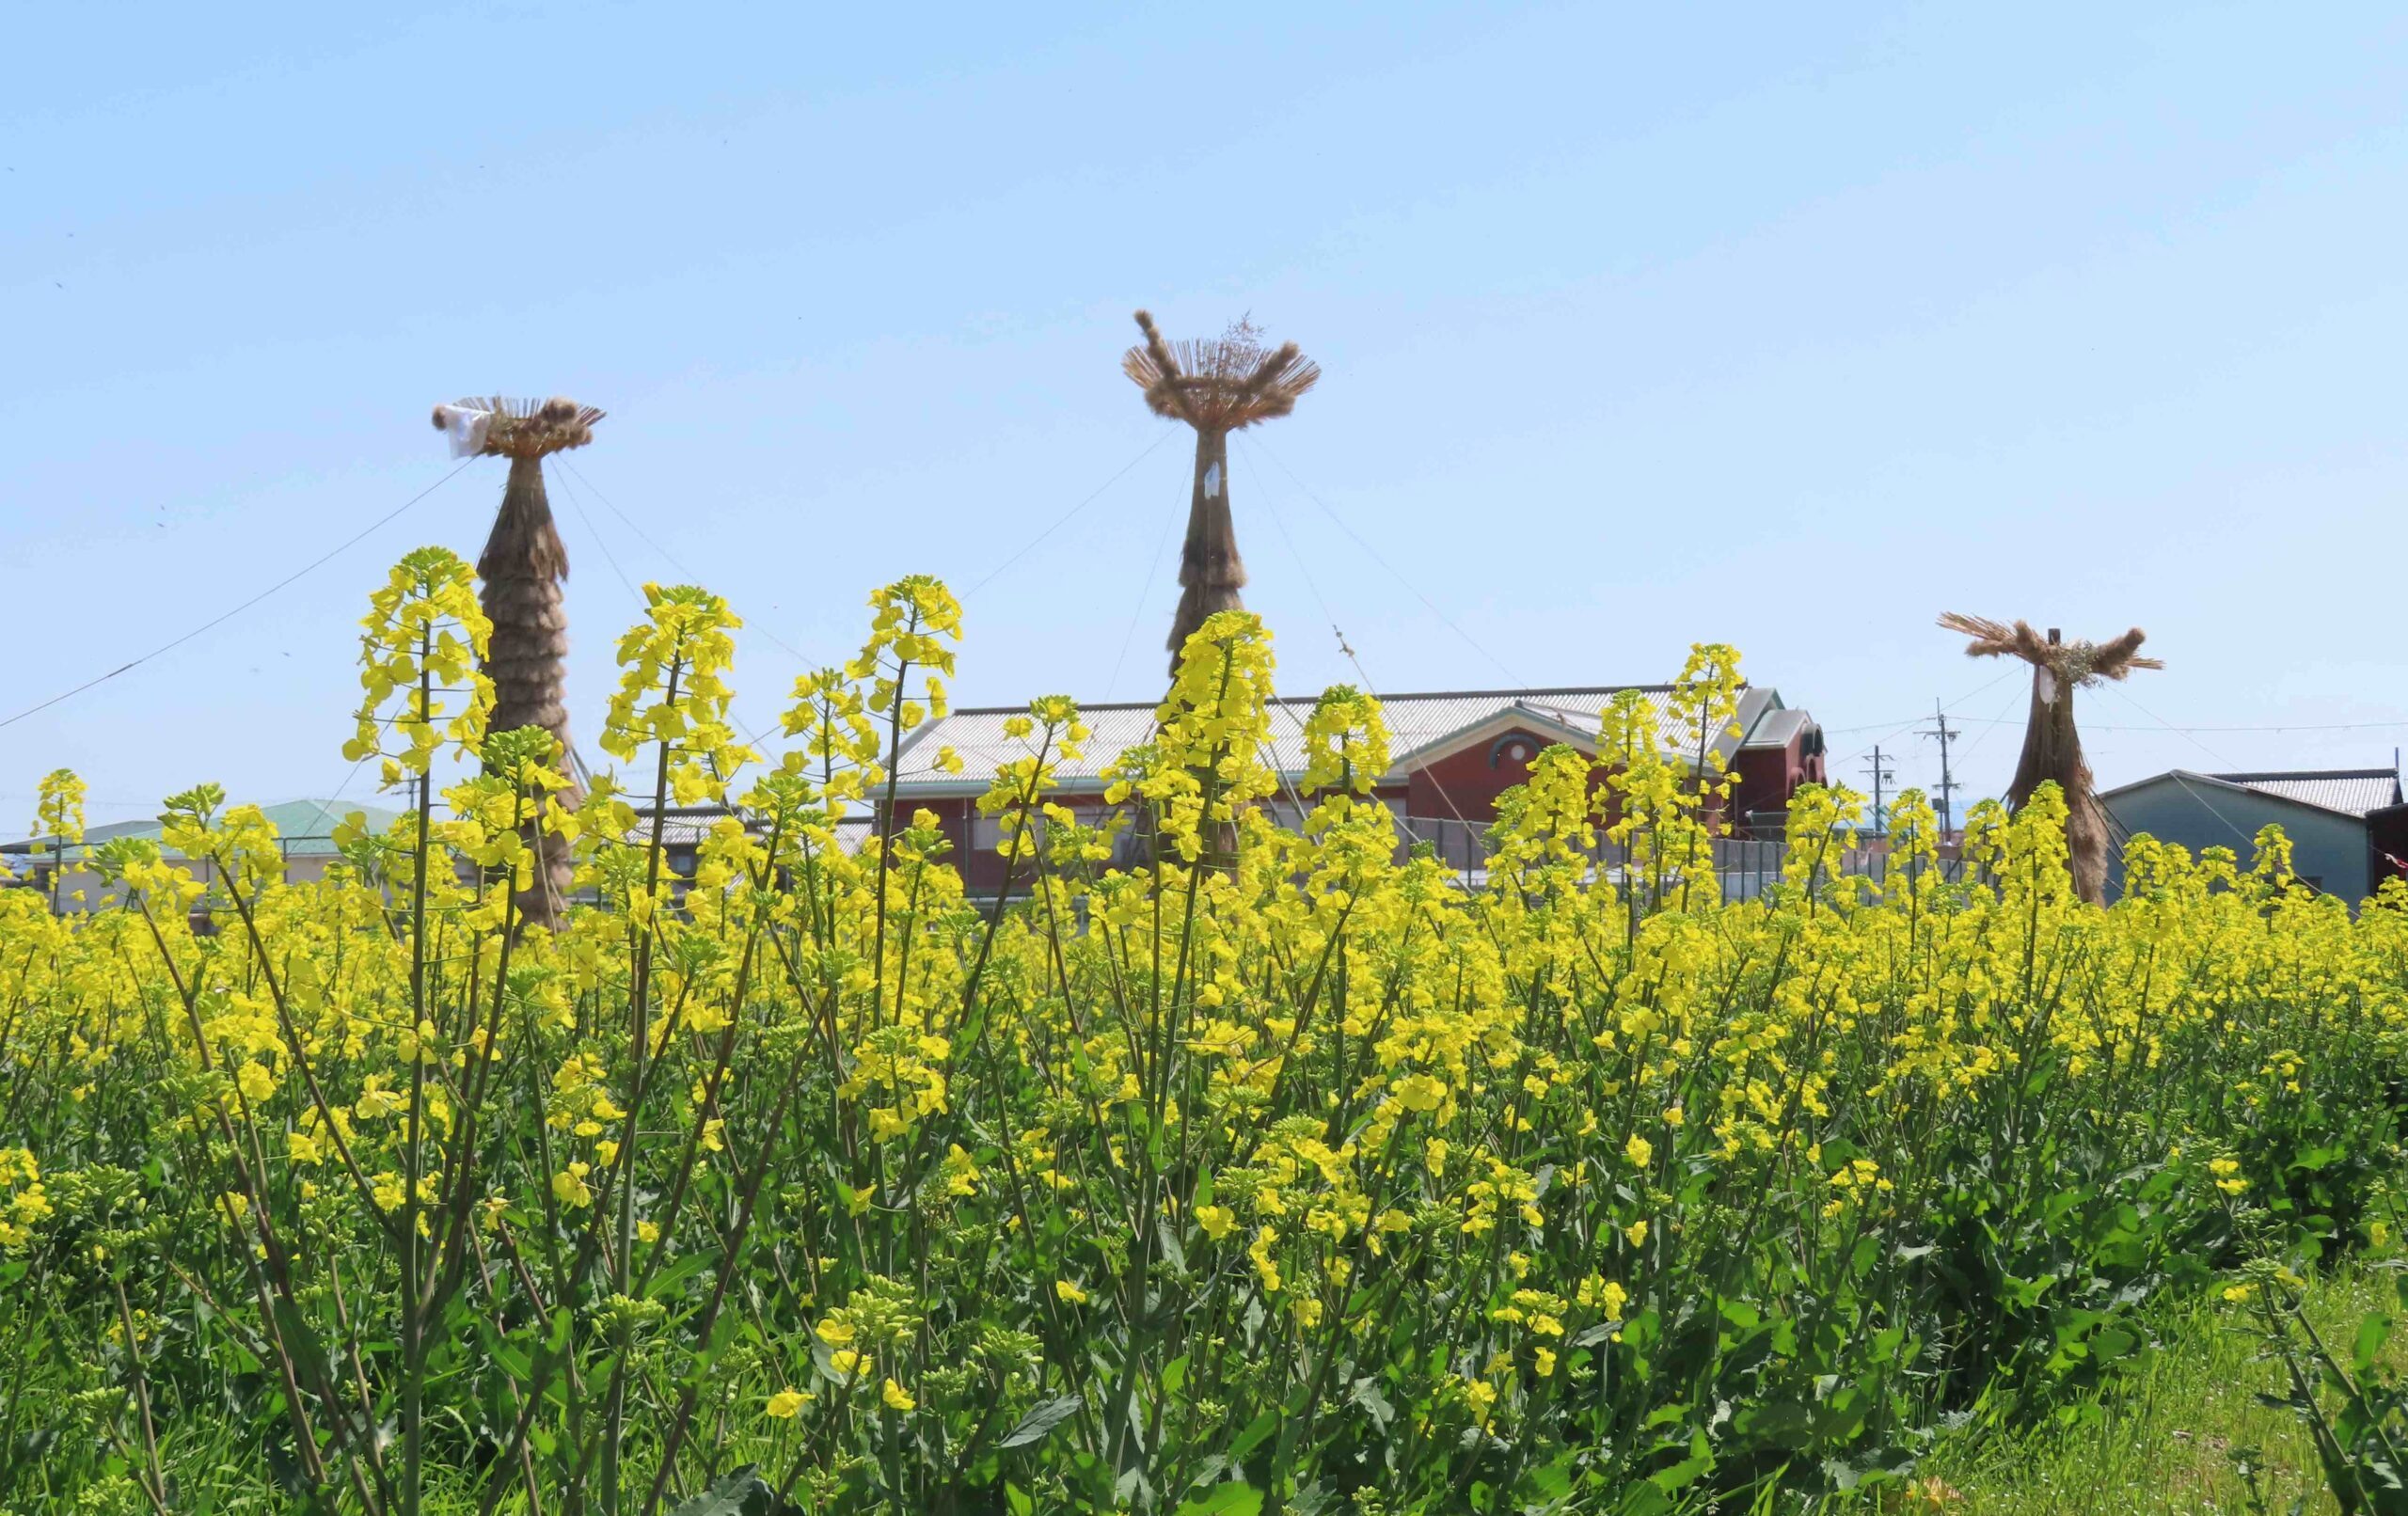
[5,798,404,861]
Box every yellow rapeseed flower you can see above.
[766,1387,808,1420]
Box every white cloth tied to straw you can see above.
[434,404,493,458]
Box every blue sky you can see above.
[5,3,2404,826]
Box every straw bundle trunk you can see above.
[2005,671,2115,906]
[1163,428,1244,870]
[478,455,583,925]
[1167,428,1244,676]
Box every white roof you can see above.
[887,686,1785,797]
[624,808,877,855]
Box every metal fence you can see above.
[1396,816,1967,899]
[7,812,1977,918]
[954,807,1969,900]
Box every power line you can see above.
[567,438,1194,758]
[560,458,832,673]
[2167,770,2268,855]
[0,459,476,733]
[570,436,1174,662]
[960,433,1172,599]
[2096,680,2242,772]
[1930,683,2028,818]
[1861,745,1894,835]
[553,462,784,758]
[1233,443,1521,877]
[1243,434,1528,688]
[1918,703,1959,836]
[285,752,379,841]
[1950,685,2026,761]
[1236,435,1377,697]
[1238,438,1339,627]
[1829,670,2013,773]
[550,462,647,606]
[1831,710,2408,736]
[559,457,692,581]
[1102,492,1180,703]
[2089,718,2408,734]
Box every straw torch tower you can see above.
[1121,312,1320,674]
[1937,613,2162,906]
[433,396,604,927]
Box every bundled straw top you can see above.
[431,396,605,461]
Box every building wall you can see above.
[1733,724,1826,830]
[898,793,1134,893]
[2104,781,2375,901]
[892,722,1828,894]
[1403,728,1555,826]
[1732,742,1815,830]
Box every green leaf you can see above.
[1570,1321,1621,1350]
[2293,1143,2349,1174]
[1349,1377,1396,1429]
[483,1335,533,1383]
[644,1246,717,1303]
[1230,1410,1280,1460]
[2090,1327,2138,1364]
[999,1394,1083,1450]
[666,1465,777,1516]
[1176,1484,1263,1516]
[1733,1399,1811,1443]
[1647,1450,1712,1495]
[268,1298,335,1397]
[1519,1456,1575,1501]
[2356,1313,2393,1377]
[1611,1481,1674,1516]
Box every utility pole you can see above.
[1861,746,1894,836]
[1920,700,1960,838]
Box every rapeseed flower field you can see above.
[3,550,2400,1514]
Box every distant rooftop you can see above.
[2,798,403,859]
[2212,768,2404,818]
[2101,767,2405,819]
[625,805,876,854]
[1740,706,1815,751]
[889,685,1802,797]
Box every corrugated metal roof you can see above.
[2214,769,2403,817]
[888,686,1780,797]
[2101,767,2406,820]
[624,808,748,848]
[622,809,876,856]
[1741,707,1812,750]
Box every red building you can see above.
[885,684,1827,894]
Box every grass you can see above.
[1841,1262,2406,1515]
